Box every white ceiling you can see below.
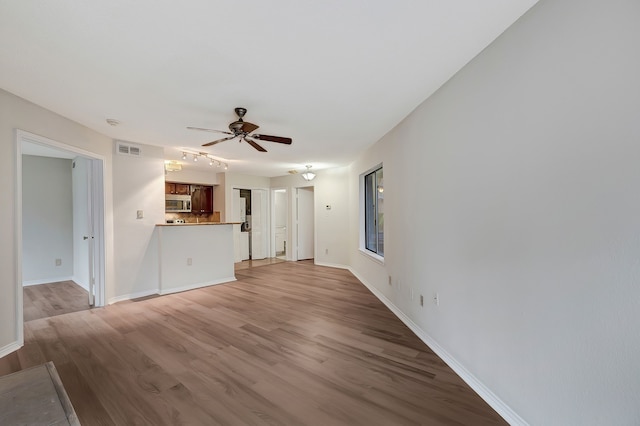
[0,0,538,177]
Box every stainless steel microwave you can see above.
[165,194,191,212]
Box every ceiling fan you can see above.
[187,107,292,152]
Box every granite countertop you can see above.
[156,222,241,226]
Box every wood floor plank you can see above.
[23,281,89,322]
[1,260,507,425]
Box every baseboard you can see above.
[71,276,90,292]
[107,289,159,305]
[348,267,528,426]
[0,341,22,359]
[159,276,237,296]
[314,261,350,270]
[22,276,74,286]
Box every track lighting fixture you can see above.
[176,150,229,171]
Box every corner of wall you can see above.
[348,266,528,426]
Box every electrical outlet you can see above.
[187,257,193,266]
[137,210,144,219]
[434,292,440,306]
[420,295,424,306]
[55,258,62,266]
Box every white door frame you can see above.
[14,130,106,345]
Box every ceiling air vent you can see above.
[115,141,142,157]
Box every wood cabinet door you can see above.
[165,182,176,194]
[202,186,213,213]
[175,183,190,195]
[190,185,202,213]
[190,185,213,213]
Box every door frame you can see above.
[14,129,106,345]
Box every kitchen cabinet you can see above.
[191,185,213,214]
[165,182,190,195]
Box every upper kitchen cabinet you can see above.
[165,182,190,195]
[191,185,213,214]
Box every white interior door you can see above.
[297,187,314,260]
[72,157,90,291]
[86,160,95,306]
[273,189,288,259]
[251,189,267,260]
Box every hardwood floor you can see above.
[1,261,506,425]
[23,280,90,322]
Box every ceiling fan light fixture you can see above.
[301,165,316,181]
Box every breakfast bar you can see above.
[156,222,240,295]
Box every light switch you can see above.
[137,210,144,219]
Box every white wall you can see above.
[22,155,74,284]
[111,142,166,301]
[271,167,350,267]
[165,167,218,186]
[0,88,115,356]
[348,0,640,424]
[224,173,271,219]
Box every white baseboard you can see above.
[159,276,237,296]
[107,277,237,304]
[314,261,350,270]
[0,341,22,359]
[71,276,90,292]
[348,267,528,426]
[22,276,74,286]
[108,289,159,305]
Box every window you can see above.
[364,166,384,256]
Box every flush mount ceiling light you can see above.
[106,118,120,126]
[164,161,182,172]
[301,165,316,181]
[181,152,187,160]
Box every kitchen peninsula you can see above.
[156,222,240,294]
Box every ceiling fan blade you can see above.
[202,135,237,147]
[241,122,259,133]
[254,134,292,144]
[244,137,267,152]
[187,126,234,135]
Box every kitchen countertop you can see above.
[156,222,241,226]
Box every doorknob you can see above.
[83,236,89,240]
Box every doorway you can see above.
[232,188,268,262]
[296,187,314,261]
[16,131,105,329]
[272,188,288,260]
